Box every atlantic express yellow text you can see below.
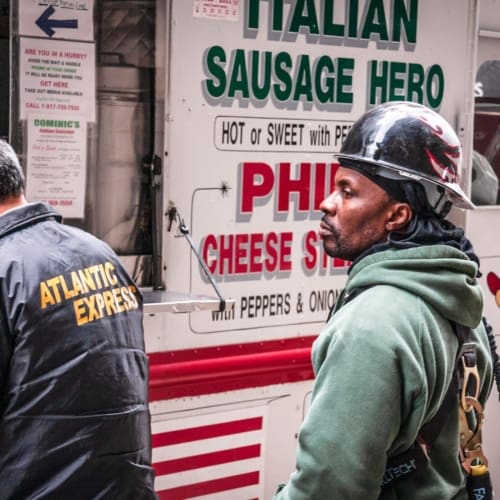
[39,261,139,325]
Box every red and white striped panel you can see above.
[152,406,267,499]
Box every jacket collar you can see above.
[0,202,62,239]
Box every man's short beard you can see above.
[323,226,354,261]
[323,224,379,262]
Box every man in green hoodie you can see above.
[274,102,495,499]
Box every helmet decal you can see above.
[417,109,444,135]
[424,147,459,183]
[417,108,461,183]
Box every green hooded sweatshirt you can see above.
[274,245,493,500]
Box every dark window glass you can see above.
[473,61,500,206]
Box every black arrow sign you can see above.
[36,6,78,38]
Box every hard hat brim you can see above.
[335,154,475,210]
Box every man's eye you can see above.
[342,189,353,198]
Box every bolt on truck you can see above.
[1,0,500,498]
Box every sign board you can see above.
[25,113,87,218]
[160,0,476,347]
[19,37,95,122]
[19,33,96,219]
[19,0,94,41]
[193,0,240,20]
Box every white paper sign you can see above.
[19,37,95,122]
[19,0,94,41]
[26,114,87,219]
[193,0,240,21]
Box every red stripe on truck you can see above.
[154,444,261,475]
[152,417,263,447]
[156,471,260,499]
[148,335,316,400]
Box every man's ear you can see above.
[386,203,413,232]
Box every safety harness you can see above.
[334,288,496,499]
[381,321,493,499]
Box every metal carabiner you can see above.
[459,396,488,473]
[460,344,480,412]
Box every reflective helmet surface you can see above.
[336,101,474,210]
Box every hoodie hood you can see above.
[345,244,483,329]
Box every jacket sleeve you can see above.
[273,293,432,499]
[0,309,13,403]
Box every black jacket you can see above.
[0,203,156,499]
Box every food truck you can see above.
[1,0,500,497]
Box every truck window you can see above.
[89,0,158,287]
[8,1,162,289]
[473,60,500,206]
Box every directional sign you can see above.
[19,0,94,41]
[36,6,78,38]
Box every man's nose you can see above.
[319,192,337,214]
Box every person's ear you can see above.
[386,203,413,231]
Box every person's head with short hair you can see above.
[0,140,27,212]
[319,102,475,263]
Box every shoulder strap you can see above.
[331,286,486,489]
[326,285,370,322]
[381,322,469,490]
[382,373,459,488]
